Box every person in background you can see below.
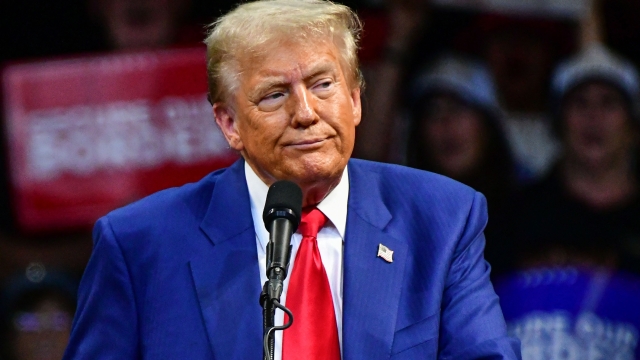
[492,44,640,359]
[405,56,530,272]
[354,0,477,163]
[354,0,431,163]
[89,0,198,50]
[475,14,577,178]
[498,43,640,278]
[0,266,77,360]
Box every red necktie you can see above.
[283,208,340,360]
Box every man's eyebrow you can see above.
[250,78,288,99]
[249,62,338,98]
[303,62,338,81]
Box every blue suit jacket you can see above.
[64,159,520,359]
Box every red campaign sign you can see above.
[3,47,239,233]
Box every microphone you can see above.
[262,180,302,301]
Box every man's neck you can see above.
[245,161,345,208]
[561,155,637,209]
[299,178,342,208]
[244,160,350,240]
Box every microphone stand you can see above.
[260,217,293,360]
[260,179,300,360]
[260,282,276,360]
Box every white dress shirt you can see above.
[245,162,348,360]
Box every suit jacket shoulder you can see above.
[64,160,262,359]
[348,158,481,245]
[104,167,225,241]
[345,159,520,360]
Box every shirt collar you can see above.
[245,161,349,248]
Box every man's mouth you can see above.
[286,137,329,149]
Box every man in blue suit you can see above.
[63,0,520,359]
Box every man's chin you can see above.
[280,160,345,186]
[290,167,343,184]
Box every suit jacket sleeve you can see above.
[438,192,521,360]
[63,216,139,359]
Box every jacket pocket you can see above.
[390,311,440,357]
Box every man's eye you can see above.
[258,91,286,111]
[265,92,284,100]
[312,80,333,97]
[315,81,332,89]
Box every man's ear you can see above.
[213,103,244,151]
[351,87,362,126]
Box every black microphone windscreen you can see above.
[263,180,303,227]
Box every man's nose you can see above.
[289,85,317,127]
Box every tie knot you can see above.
[298,208,327,238]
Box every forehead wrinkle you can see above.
[244,59,298,95]
[248,59,339,99]
[250,77,289,98]
[239,38,344,97]
[302,60,339,81]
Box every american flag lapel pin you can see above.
[377,244,393,263]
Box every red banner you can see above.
[3,48,238,233]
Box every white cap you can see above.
[551,44,640,120]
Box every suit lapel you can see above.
[189,159,263,359]
[343,161,408,360]
[188,159,408,359]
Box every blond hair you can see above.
[204,0,363,104]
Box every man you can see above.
[63,1,520,359]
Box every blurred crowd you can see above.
[2,0,640,359]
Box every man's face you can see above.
[214,38,361,191]
[100,0,186,49]
[563,82,636,169]
[421,95,487,178]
